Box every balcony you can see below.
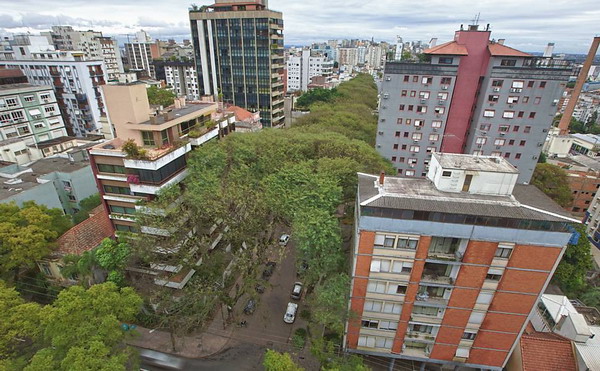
[427,237,464,262]
[129,169,188,195]
[421,262,455,285]
[123,142,191,171]
[415,285,451,305]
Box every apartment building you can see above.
[0,83,67,159]
[125,31,156,78]
[347,153,577,370]
[286,49,333,92]
[338,47,358,67]
[377,25,572,183]
[189,0,285,127]
[160,60,199,100]
[42,26,124,81]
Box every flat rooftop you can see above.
[433,153,518,173]
[0,83,52,94]
[0,157,89,200]
[358,173,576,223]
[138,103,215,126]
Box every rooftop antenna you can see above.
[471,12,481,26]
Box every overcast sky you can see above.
[0,0,598,54]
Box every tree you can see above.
[531,163,573,207]
[26,282,142,370]
[0,202,71,278]
[147,86,176,107]
[401,50,412,60]
[263,349,304,371]
[0,281,44,359]
[73,194,102,224]
[311,273,350,335]
[553,224,594,294]
[95,238,131,286]
[296,88,339,110]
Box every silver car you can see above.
[283,302,298,324]
[291,282,303,300]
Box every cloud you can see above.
[0,0,597,53]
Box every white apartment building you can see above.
[287,49,333,92]
[125,30,155,78]
[338,47,358,67]
[164,61,199,100]
[367,44,384,69]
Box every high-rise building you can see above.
[367,44,383,69]
[42,26,124,81]
[377,25,572,183]
[0,83,67,162]
[161,60,200,100]
[347,153,578,370]
[286,49,333,92]
[124,31,156,78]
[189,0,285,127]
[338,47,358,67]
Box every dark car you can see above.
[243,299,256,314]
[255,283,266,294]
[262,262,276,280]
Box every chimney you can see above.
[543,43,555,58]
[429,38,438,48]
[379,171,385,186]
[497,39,505,45]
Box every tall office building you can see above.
[347,153,578,370]
[377,25,571,183]
[189,0,285,127]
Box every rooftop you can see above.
[433,153,518,173]
[138,102,215,126]
[424,41,469,56]
[488,42,532,57]
[54,205,113,256]
[357,173,576,223]
[519,330,577,371]
[0,83,52,94]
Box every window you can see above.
[524,126,531,133]
[0,113,11,123]
[392,260,413,274]
[17,126,31,135]
[399,104,405,111]
[527,81,535,88]
[379,321,398,331]
[479,124,491,131]
[499,125,510,132]
[437,92,448,100]
[417,106,427,113]
[68,194,77,202]
[395,131,401,137]
[5,97,19,107]
[23,95,35,102]
[422,77,433,84]
[404,76,410,82]
[397,118,403,124]
[515,153,521,159]
[364,300,383,312]
[492,80,503,87]
[405,170,415,176]
[488,95,499,102]
[14,149,27,156]
[434,107,445,114]
[500,59,517,66]
[513,125,520,132]
[414,119,424,127]
[438,57,453,64]
[413,305,441,316]
[512,81,524,89]
[409,324,434,334]
[476,137,487,145]
[483,110,495,118]
[476,291,494,304]
[393,144,399,149]
[33,122,45,129]
[432,120,442,128]
[382,302,402,314]
[442,171,452,177]
[519,140,526,146]
[109,205,136,215]
[529,112,536,119]
[468,311,485,324]
[503,111,515,119]
[507,96,519,104]
[406,119,412,126]
[441,77,452,85]
[391,156,397,162]
[533,97,541,104]
[419,91,430,99]
[358,335,393,349]
[426,147,436,153]
[429,134,439,141]
[494,139,505,146]
[410,145,420,153]
[408,105,414,111]
[404,132,409,137]
[401,90,407,97]
[361,320,379,329]
[39,93,50,101]
[504,152,510,158]
[11,111,24,121]
[509,140,515,145]
[486,268,503,281]
[413,76,419,82]
[540,81,546,88]
[103,185,131,195]
[394,285,408,294]
[374,234,419,250]
[412,132,422,140]
[367,280,387,294]
[141,131,155,146]
[97,163,126,174]
[44,106,55,114]
[462,332,477,340]
[518,111,525,118]
[523,96,530,103]
[495,243,514,258]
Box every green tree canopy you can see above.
[73,193,102,224]
[553,224,594,294]
[531,163,573,207]
[95,238,131,286]
[263,349,304,371]
[296,88,340,110]
[147,86,176,107]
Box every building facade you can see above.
[162,61,200,100]
[42,26,124,81]
[377,25,571,183]
[0,59,108,137]
[0,83,67,154]
[189,0,285,127]
[347,153,577,370]
[286,49,333,92]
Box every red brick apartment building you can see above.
[346,153,578,370]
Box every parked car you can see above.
[262,261,276,280]
[140,349,185,370]
[283,302,298,324]
[279,234,290,246]
[255,283,266,294]
[243,299,256,314]
[290,282,303,300]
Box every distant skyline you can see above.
[0,0,598,54]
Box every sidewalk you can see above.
[128,304,234,359]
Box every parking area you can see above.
[232,233,308,349]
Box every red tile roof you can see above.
[424,41,468,56]
[55,205,113,256]
[520,331,577,371]
[488,43,532,57]
[225,105,255,122]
